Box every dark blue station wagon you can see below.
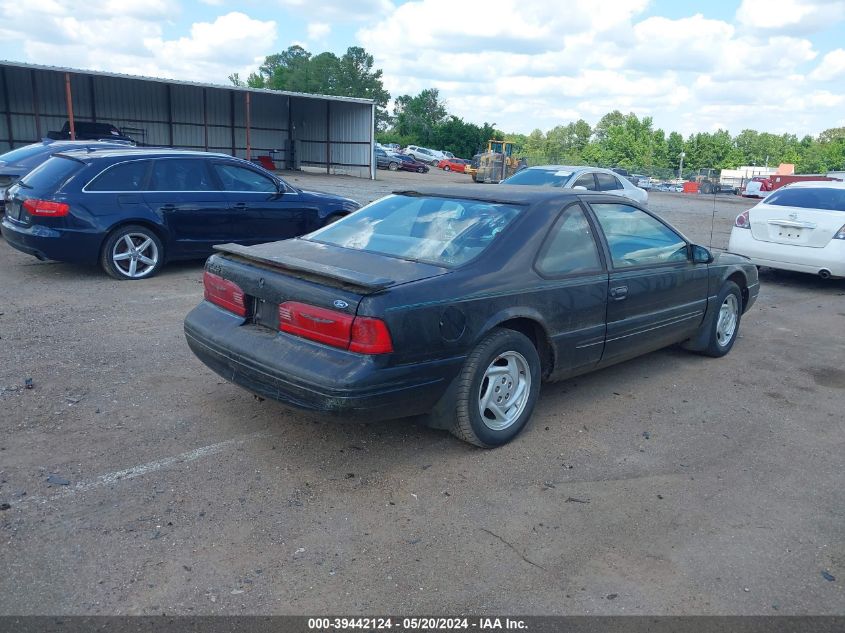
[1,149,360,279]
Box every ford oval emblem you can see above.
[333,299,349,309]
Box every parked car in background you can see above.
[375,147,401,171]
[1,149,360,280]
[46,121,136,144]
[0,140,137,216]
[394,154,430,173]
[500,165,649,205]
[742,176,773,198]
[728,181,845,279]
[404,145,446,166]
[184,186,757,447]
[438,158,470,173]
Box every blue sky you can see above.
[1,0,844,137]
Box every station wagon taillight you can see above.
[835,224,845,240]
[22,199,70,217]
[735,210,750,228]
[279,301,393,354]
[203,271,246,317]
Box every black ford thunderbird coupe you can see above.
[184,186,759,447]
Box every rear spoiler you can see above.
[213,243,395,292]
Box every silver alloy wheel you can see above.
[716,293,739,347]
[477,350,532,431]
[112,232,159,279]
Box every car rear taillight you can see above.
[279,301,393,354]
[23,199,70,217]
[203,271,246,317]
[835,224,845,240]
[735,210,750,229]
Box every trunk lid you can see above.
[209,238,449,330]
[749,202,845,248]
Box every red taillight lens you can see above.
[735,210,750,229]
[279,301,354,348]
[834,224,845,240]
[203,271,246,316]
[23,199,70,217]
[278,302,393,354]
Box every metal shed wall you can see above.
[0,62,375,179]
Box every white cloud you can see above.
[357,0,838,136]
[0,3,276,85]
[277,0,393,21]
[809,48,845,80]
[307,22,331,41]
[736,0,845,33]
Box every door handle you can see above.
[610,285,628,300]
[233,202,248,209]
[160,204,176,211]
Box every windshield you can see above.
[502,169,572,187]
[764,187,845,212]
[0,143,51,166]
[306,194,523,267]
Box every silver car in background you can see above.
[500,165,649,205]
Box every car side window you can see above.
[149,159,216,191]
[591,203,688,268]
[86,160,150,192]
[572,173,597,190]
[596,173,622,191]
[213,164,277,193]
[536,204,603,276]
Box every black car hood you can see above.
[298,189,360,209]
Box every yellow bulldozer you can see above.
[466,140,527,183]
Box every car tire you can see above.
[450,328,541,448]
[443,165,451,171]
[699,281,743,357]
[101,224,164,280]
[416,166,425,173]
[430,159,439,167]
[388,162,398,171]
[324,212,346,225]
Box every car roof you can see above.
[54,148,233,162]
[781,180,845,189]
[392,185,622,206]
[521,165,619,175]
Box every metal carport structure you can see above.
[0,61,376,179]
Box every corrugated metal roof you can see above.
[0,60,375,106]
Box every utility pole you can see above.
[678,151,686,181]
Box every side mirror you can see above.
[691,244,714,264]
[572,185,588,191]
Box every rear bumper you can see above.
[1,217,101,265]
[728,229,845,278]
[184,301,465,421]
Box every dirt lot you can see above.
[1,168,843,615]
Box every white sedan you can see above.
[500,165,648,205]
[728,181,845,279]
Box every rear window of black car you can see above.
[19,155,84,191]
[764,187,845,211]
[306,194,522,268]
[86,160,151,192]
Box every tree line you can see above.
[235,47,845,175]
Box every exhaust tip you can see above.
[819,269,832,280]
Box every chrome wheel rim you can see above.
[112,233,158,278]
[478,351,531,431]
[716,294,739,346]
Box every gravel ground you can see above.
[0,167,843,615]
